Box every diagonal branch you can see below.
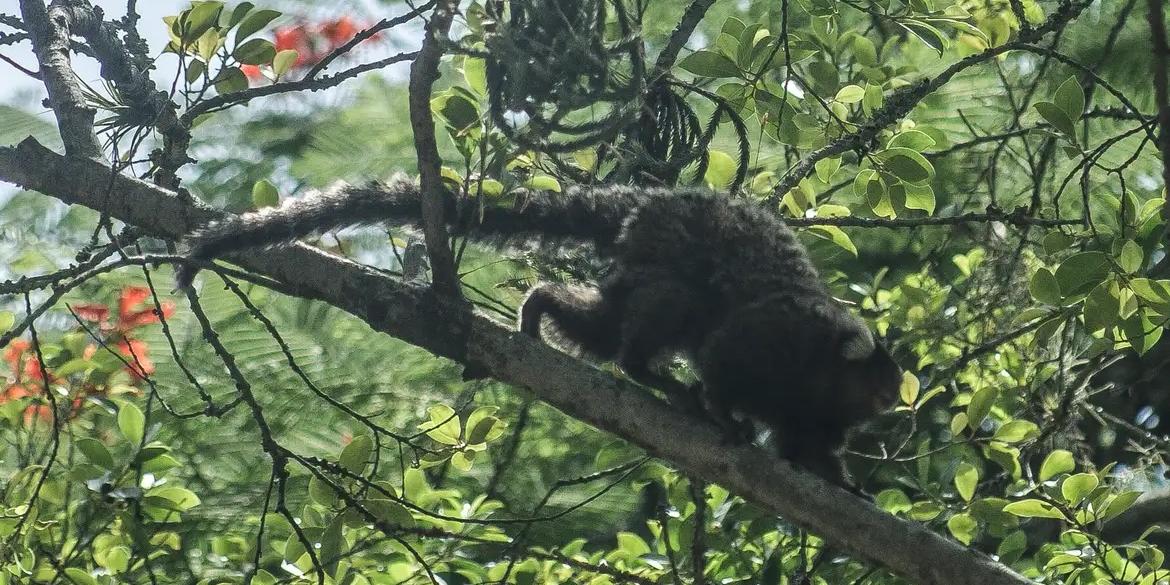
[0,137,1031,585]
[408,0,460,296]
[18,0,101,158]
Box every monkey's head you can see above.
[836,330,903,421]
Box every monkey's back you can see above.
[614,191,828,307]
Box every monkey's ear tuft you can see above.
[841,330,876,361]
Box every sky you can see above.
[1,1,187,109]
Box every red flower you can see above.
[320,17,360,46]
[72,287,175,380]
[240,64,264,83]
[274,24,316,66]
[119,286,174,329]
[116,339,157,379]
[76,286,175,334]
[2,339,58,424]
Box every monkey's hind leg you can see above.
[613,281,706,414]
[520,284,621,359]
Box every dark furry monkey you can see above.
[176,178,903,487]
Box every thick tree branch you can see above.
[408,1,460,296]
[18,0,101,158]
[55,0,190,186]
[0,137,1031,585]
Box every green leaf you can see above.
[233,38,276,65]
[834,84,865,104]
[1034,101,1075,137]
[467,415,502,445]
[142,454,181,474]
[1083,281,1120,333]
[339,435,373,474]
[1003,499,1066,519]
[1042,231,1074,255]
[908,501,944,521]
[899,20,948,56]
[993,420,1039,443]
[308,475,337,506]
[149,486,201,511]
[888,130,936,151]
[1054,251,1110,297]
[1039,449,1075,481]
[617,532,651,556]
[1130,278,1170,304]
[808,225,858,256]
[437,93,479,130]
[118,402,145,445]
[1060,473,1098,506]
[473,178,505,197]
[64,568,98,585]
[318,516,344,574]
[1122,312,1163,355]
[365,498,415,527]
[464,57,487,96]
[904,183,936,214]
[422,404,462,445]
[185,59,206,84]
[178,2,224,44]
[678,50,739,78]
[1119,239,1144,273]
[284,533,306,563]
[251,179,278,208]
[272,49,298,77]
[947,512,977,545]
[213,67,249,94]
[1053,76,1085,122]
[954,462,978,501]
[966,387,997,430]
[704,149,737,189]
[862,83,883,116]
[815,156,841,182]
[1101,490,1142,521]
[76,438,114,469]
[227,2,254,27]
[524,175,562,193]
[451,450,475,471]
[876,147,935,184]
[851,35,877,67]
[105,545,131,573]
[235,9,280,43]
[899,371,920,405]
[0,311,13,332]
[950,412,969,436]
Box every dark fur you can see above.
[178,180,902,486]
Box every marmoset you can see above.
[176,178,902,487]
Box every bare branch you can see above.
[408,0,460,296]
[304,1,434,79]
[654,0,716,75]
[18,0,101,157]
[179,51,418,124]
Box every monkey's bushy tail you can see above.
[176,175,652,288]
